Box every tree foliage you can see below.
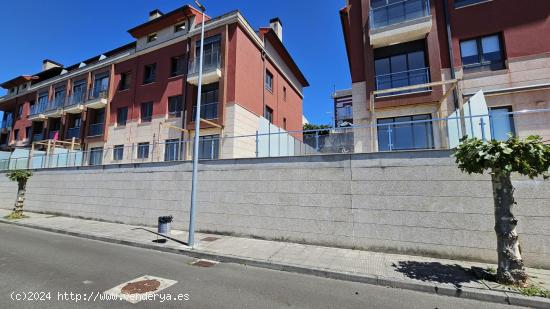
[6,170,33,183]
[453,135,550,179]
[303,123,331,136]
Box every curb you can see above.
[2,219,549,308]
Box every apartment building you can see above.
[0,4,308,164]
[340,0,550,152]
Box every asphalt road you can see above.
[0,224,523,309]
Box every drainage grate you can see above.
[121,279,161,295]
[191,259,218,267]
[201,236,220,242]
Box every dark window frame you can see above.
[460,33,505,73]
[265,70,274,92]
[143,63,157,84]
[174,21,186,33]
[117,107,128,127]
[454,0,490,9]
[113,145,124,161]
[170,56,185,77]
[377,114,434,151]
[119,71,131,91]
[168,95,183,117]
[137,142,150,159]
[264,105,274,124]
[193,83,219,120]
[140,102,153,123]
[147,33,157,43]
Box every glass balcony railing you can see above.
[88,87,109,101]
[66,127,81,139]
[370,0,430,31]
[375,67,430,96]
[47,96,65,111]
[33,133,44,141]
[188,50,221,75]
[30,101,49,116]
[1,113,13,129]
[66,91,86,107]
[88,123,104,137]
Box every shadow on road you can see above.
[392,261,478,288]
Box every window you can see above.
[147,33,157,43]
[28,101,35,117]
[283,118,287,130]
[143,63,156,84]
[141,102,153,123]
[137,142,150,159]
[283,86,287,101]
[455,0,488,8]
[195,35,221,70]
[170,56,184,77]
[71,80,87,104]
[14,129,19,141]
[198,135,219,160]
[377,114,434,151]
[374,40,429,95]
[92,72,109,97]
[265,70,273,92]
[54,86,66,107]
[460,34,504,72]
[164,139,183,161]
[117,107,128,126]
[119,71,131,91]
[264,106,274,123]
[25,127,31,139]
[193,83,219,119]
[89,147,103,166]
[174,21,186,33]
[113,145,124,161]
[489,106,515,141]
[168,96,183,116]
[17,104,23,119]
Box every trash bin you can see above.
[158,216,173,235]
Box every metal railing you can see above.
[375,67,430,97]
[1,113,13,129]
[46,96,65,112]
[188,50,221,75]
[370,0,430,30]
[88,87,108,101]
[30,100,49,116]
[88,123,104,137]
[66,127,81,139]
[0,108,549,171]
[33,133,44,142]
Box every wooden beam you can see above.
[200,118,223,128]
[438,83,457,107]
[159,122,189,132]
[372,79,458,96]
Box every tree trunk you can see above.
[491,169,528,286]
[12,180,27,217]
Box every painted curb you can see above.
[2,219,549,308]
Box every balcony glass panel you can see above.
[370,0,430,30]
[31,94,49,116]
[66,127,81,139]
[88,123,104,137]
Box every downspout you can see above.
[262,37,267,119]
[442,0,458,110]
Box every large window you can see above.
[374,41,429,96]
[489,106,515,141]
[195,35,221,70]
[170,56,184,77]
[141,102,153,123]
[193,83,218,119]
[370,0,430,30]
[164,139,183,161]
[119,71,131,91]
[117,107,128,126]
[113,145,124,161]
[168,95,183,117]
[92,72,109,98]
[377,114,434,151]
[460,34,504,72]
[143,63,156,84]
[71,79,87,104]
[198,135,220,160]
[137,142,150,159]
[89,147,103,166]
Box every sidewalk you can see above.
[1,209,549,308]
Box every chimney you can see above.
[42,59,62,71]
[269,17,283,42]
[149,9,163,21]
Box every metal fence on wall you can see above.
[0,108,549,171]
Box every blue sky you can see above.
[0,0,351,125]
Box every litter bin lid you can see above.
[158,216,173,223]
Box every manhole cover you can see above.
[121,279,161,294]
[201,237,220,242]
[192,259,218,267]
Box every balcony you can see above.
[48,130,60,140]
[187,51,222,85]
[66,127,81,139]
[375,67,430,97]
[85,88,108,109]
[32,133,45,142]
[369,0,432,48]
[44,97,65,118]
[1,113,13,133]
[29,102,48,121]
[65,92,86,114]
[88,123,104,137]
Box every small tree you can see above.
[453,135,549,286]
[5,170,32,220]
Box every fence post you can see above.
[387,124,393,151]
[268,125,271,157]
[315,131,319,151]
[255,131,259,158]
[480,117,486,141]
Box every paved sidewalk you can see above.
[1,209,549,308]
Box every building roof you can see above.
[127,4,207,38]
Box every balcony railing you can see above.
[88,123,104,137]
[1,113,13,129]
[66,127,81,139]
[370,0,430,30]
[33,133,44,142]
[88,87,108,101]
[30,101,49,116]
[46,96,65,112]
[375,67,430,97]
[48,130,60,140]
[66,91,86,107]
[188,51,221,75]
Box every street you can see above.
[0,224,523,309]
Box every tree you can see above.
[5,170,32,220]
[453,135,549,286]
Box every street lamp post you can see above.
[188,0,206,248]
